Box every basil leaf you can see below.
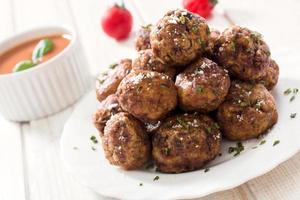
[13,60,36,72]
[32,39,54,62]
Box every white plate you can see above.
[61,65,300,200]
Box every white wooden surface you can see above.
[0,0,300,199]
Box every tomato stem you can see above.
[115,0,125,9]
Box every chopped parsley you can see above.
[205,127,212,135]
[109,63,118,69]
[228,142,244,156]
[250,31,262,41]
[141,24,152,30]
[176,117,189,129]
[284,88,298,102]
[90,135,98,144]
[162,147,170,156]
[273,140,280,146]
[204,168,210,173]
[178,15,186,24]
[191,26,198,34]
[91,146,96,151]
[259,140,266,145]
[290,96,296,102]
[214,123,220,129]
[153,176,160,181]
[229,42,236,52]
[284,88,292,95]
[196,85,204,93]
[290,113,297,119]
[97,78,105,85]
[198,39,206,49]
[139,183,143,186]
[206,26,211,35]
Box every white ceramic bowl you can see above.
[0,26,91,121]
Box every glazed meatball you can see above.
[102,112,151,170]
[175,58,230,112]
[152,113,221,173]
[132,49,176,79]
[150,9,210,66]
[117,70,177,123]
[205,29,220,58]
[253,59,279,90]
[96,59,132,101]
[217,81,278,140]
[135,24,152,51]
[215,26,271,81]
[93,94,122,136]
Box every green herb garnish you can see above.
[90,135,98,144]
[273,140,280,146]
[259,140,266,145]
[204,168,210,173]
[179,15,186,24]
[32,39,54,63]
[191,26,198,33]
[176,117,189,129]
[196,85,204,93]
[139,183,143,186]
[228,142,244,156]
[290,96,296,102]
[290,113,297,119]
[284,88,292,95]
[13,60,36,73]
[153,176,160,181]
[91,146,96,151]
[109,63,118,69]
[205,127,212,135]
[141,24,152,30]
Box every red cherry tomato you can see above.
[101,4,133,41]
[183,0,218,19]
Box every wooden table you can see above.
[1,0,300,199]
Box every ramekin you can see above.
[0,26,91,121]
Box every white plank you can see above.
[0,1,26,200]
[21,108,102,200]
[0,117,26,200]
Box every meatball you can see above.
[215,25,271,81]
[217,81,278,140]
[132,49,176,79]
[152,113,221,173]
[205,28,220,58]
[102,112,151,170]
[96,59,132,101]
[92,94,122,136]
[117,70,177,123]
[150,9,210,66]
[175,58,230,112]
[253,59,279,90]
[135,24,152,51]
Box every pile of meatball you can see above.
[93,9,279,173]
